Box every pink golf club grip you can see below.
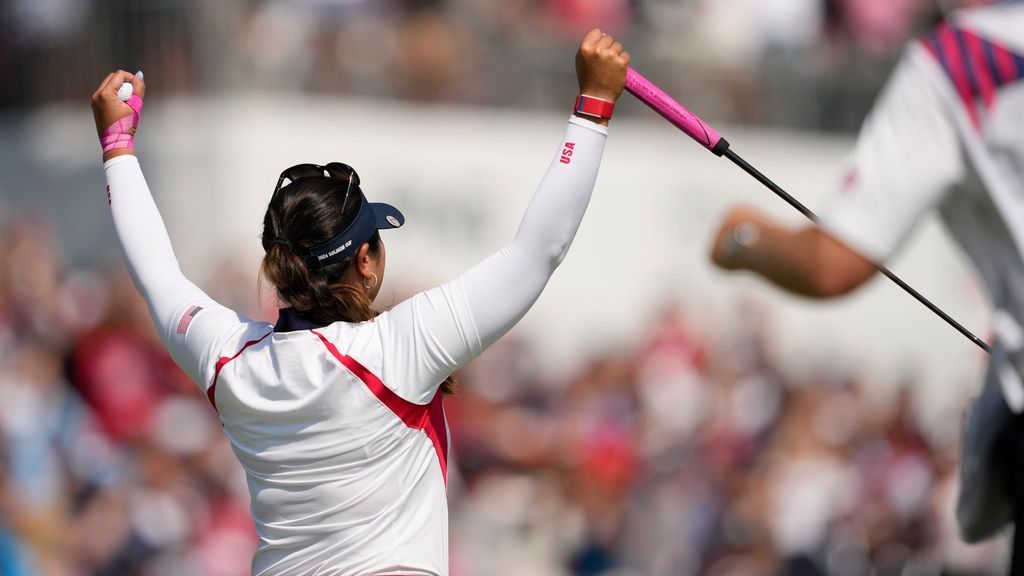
[625,67,728,156]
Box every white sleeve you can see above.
[105,155,258,390]
[819,44,965,262]
[378,116,608,403]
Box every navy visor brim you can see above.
[370,202,405,230]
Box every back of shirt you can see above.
[214,316,453,576]
[820,4,1024,323]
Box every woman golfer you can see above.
[92,29,628,575]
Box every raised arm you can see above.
[379,30,629,402]
[458,117,608,339]
[92,71,254,387]
[461,30,629,337]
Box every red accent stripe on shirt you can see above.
[993,39,1019,85]
[311,330,449,484]
[964,31,996,107]
[207,332,272,412]
[937,24,980,127]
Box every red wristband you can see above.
[574,94,615,120]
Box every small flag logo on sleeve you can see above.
[176,305,203,335]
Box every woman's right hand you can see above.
[575,29,630,103]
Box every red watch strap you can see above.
[574,94,615,120]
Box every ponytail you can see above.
[260,241,377,326]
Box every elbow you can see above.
[801,229,874,298]
[507,230,568,269]
[805,267,863,299]
[550,250,568,270]
[540,239,571,271]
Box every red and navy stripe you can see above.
[922,23,1024,126]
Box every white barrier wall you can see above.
[10,97,990,435]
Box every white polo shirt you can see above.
[183,300,470,575]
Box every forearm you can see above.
[511,117,607,265]
[730,224,824,297]
[104,155,205,337]
[378,117,609,399]
[728,223,875,298]
[463,116,607,345]
[377,29,627,400]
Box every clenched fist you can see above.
[575,29,630,104]
[709,205,767,270]
[91,70,145,140]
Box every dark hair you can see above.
[261,176,455,394]
[261,177,378,326]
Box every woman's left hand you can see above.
[91,70,145,157]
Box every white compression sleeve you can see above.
[462,116,608,346]
[107,114,607,403]
[105,155,205,334]
[104,155,253,387]
[378,116,608,403]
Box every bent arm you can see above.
[380,117,607,402]
[105,156,252,386]
[717,217,878,298]
[711,44,962,300]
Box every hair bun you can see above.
[272,237,294,251]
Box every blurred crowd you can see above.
[0,208,1011,575]
[0,217,258,576]
[0,0,996,131]
[0,1,1015,575]
[448,308,1009,576]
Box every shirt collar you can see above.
[273,308,324,332]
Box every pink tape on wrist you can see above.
[100,94,144,153]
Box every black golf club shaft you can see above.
[723,148,991,354]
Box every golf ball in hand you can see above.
[117,82,133,102]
